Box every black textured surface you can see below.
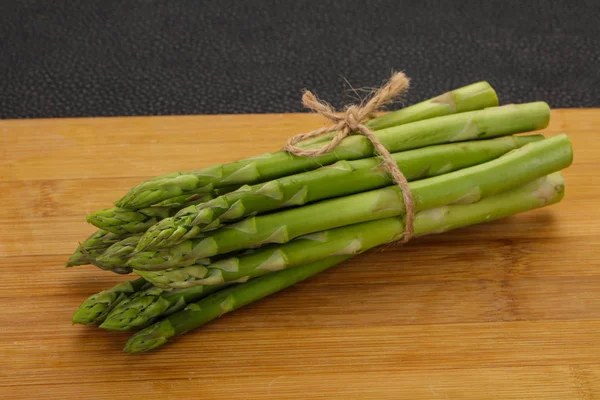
[1,0,599,119]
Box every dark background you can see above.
[1,0,599,119]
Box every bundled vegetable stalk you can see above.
[68,75,572,354]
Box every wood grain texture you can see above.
[0,109,598,399]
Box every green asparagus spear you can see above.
[99,283,224,331]
[299,81,498,146]
[90,235,142,272]
[127,134,572,270]
[116,102,549,209]
[94,236,215,271]
[72,278,149,325]
[124,172,566,353]
[86,193,214,235]
[134,218,413,288]
[138,135,543,250]
[66,230,129,267]
[86,208,171,236]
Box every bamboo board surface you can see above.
[0,109,599,399]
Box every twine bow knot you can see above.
[283,72,415,242]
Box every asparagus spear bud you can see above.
[116,102,549,209]
[86,192,215,235]
[93,235,142,272]
[86,207,171,235]
[95,238,213,272]
[124,172,566,353]
[66,230,129,267]
[86,193,214,235]
[299,81,498,146]
[72,278,148,325]
[128,134,572,270]
[99,283,223,331]
[138,135,543,250]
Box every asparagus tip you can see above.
[98,320,127,331]
[123,320,176,353]
[72,308,100,326]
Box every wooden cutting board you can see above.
[1,110,598,399]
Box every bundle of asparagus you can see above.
[69,77,572,353]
